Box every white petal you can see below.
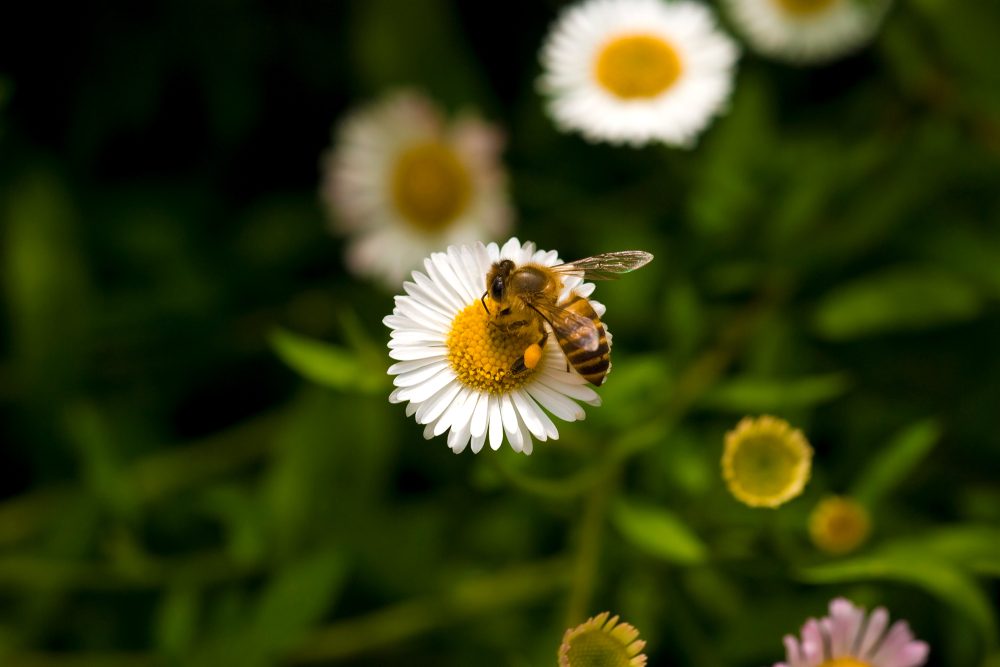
[394,366,454,403]
[525,382,586,421]
[470,428,487,454]
[511,390,548,441]
[392,360,450,387]
[469,392,489,439]
[488,395,504,451]
[448,420,471,453]
[402,280,457,319]
[388,345,446,361]
[388,357,443,376]
[394,295,452,330]
[537,372,601,405]
[415,381,462,425]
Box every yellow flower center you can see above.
[722,416,812,508]
[594,34,683,100]
[563,629,635,667]
[810,496,871,555]
[446,302,540,394]
[819,659,871,667]
[390,141,472,232]
[774,0,838,16]
[559,613,646,667]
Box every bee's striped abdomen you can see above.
[556,295,610,386]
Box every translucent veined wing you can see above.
[550,251,654,280]
[527,299,601,353]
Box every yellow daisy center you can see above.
[594,34,683,100]
[446,302,540,394]
[564,629,634,667]
[809,496,871,555]
[559,613,647,667]
[774,0,838,16]
[722,415,813,508]
[390,141,472,232]
[819,659,871,667]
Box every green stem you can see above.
[564,466,619,627]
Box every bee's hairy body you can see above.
[485,260,611,386]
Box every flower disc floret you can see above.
[446,302,539,394]
[390,141,472,232]
[809,495,871,555]
[722,415,813,508]
[595,34,682,99]
[559,612,647,667]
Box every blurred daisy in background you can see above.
[809,495,871,555]
[539,0,739,147]
[559,612,648,667]
[722,0,892,64]
[321,90,512,287]
[722,415,813,508]
[775,597,929,667]
[384,238,603,455]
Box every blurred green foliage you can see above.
[2,1,1000,666]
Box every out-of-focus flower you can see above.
[774,597,929,667]
[722,0,892,64]
[559,612,648,667]
[809,495,871,555]
[722,415,813,508]
[321,90,512,287]
[384,238,603,455]
[539,0,739,147]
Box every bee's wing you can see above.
[528,300,601,353]
[550,251,654,280]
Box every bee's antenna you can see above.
[480,292,490,315]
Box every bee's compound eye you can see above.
[490,275,505,301]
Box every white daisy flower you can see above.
[384,238,605,455]
[321,89,512,287]
[539,0,739,147]
[722,0,892,64]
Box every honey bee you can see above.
[482,250,653,386]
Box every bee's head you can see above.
[487,259,515,302]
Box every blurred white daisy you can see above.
[775,597,929,667]
[321,90,512,287]
[384,238,604,455]
[722,0,892,64]
[539,0,739,147]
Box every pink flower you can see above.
[774,598,929,667]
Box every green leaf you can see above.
[270,327,385,394]
[612,498,707,566]
[850,419,941,507]
[799,547,998,649]
[700,373,850,413]
[890,526,1000,577]
[250,548,348,656]
[813,266,982,340]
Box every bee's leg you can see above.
[511,332,548,375]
